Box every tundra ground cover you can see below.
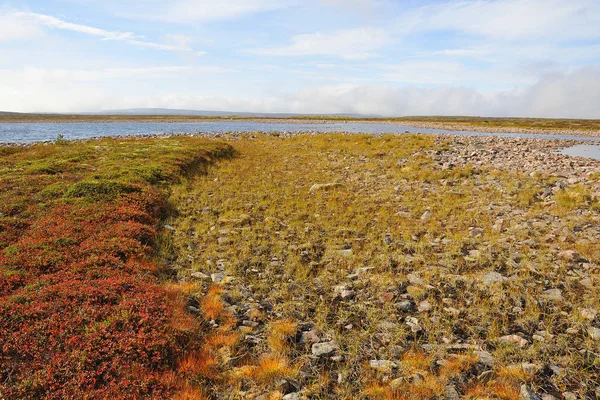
[166,134,600,399]
[0,137,234,399]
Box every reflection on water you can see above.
[560,144,600,161]
[2,121,600,144]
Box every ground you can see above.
[1,133,599,399]
[166,134,600,399]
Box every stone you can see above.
[407,273,424,285]
[581,308,598,320]
[395,300,415,312]
[338,249,353,258]
[541,289,563,301]
[520,385,542,400]
[191,271,210,280]
[211,272,226,283]
[163,224,175,231]
[470,227,484,238]
[444,385,460,400]
[340,290,356,300]
[562,393,577,400]
[309,183,344,193]
[405,317,422,333]
[558,250,580,261]
[282,393,301,400]
[588,326,600,340]
[474,350,495,367]
[418,300,431,313]
[312,341,338,357]
[369,360,397,374]
[499,335,528,348]
[481,271,506,285]
[300,330,320,344]
[420,210,431,222]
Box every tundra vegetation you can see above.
[1,133,599,399]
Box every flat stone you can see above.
[191,271,210,280]
[309,183,344,193]
[418,300,431,313]
[481,271,506,285]
[312,341,338,357]
[300,330,320,344]
[369,360,397,374]
[420,210,431,222]
[395,300,415,312]
[282,393,301,400]
[588,326,600,340]
[558,250,580,261]
[520,385,542,400]
[211,272,226,283]
[444,385,460,400]
[405,316,422,333]
[581,308,598,320]
[541,288,563,301]
[499,335,528,348]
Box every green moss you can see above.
[64,180,142,200]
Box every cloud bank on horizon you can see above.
[1,0,599,118]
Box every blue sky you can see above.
[1,0,600,117]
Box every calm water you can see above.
[2,121,600,159]
[560,144,600,160]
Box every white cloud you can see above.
[0,9,44,41]
[1,10,199,52]
[399,0,600,41]
[251,28,388,60]
[2,65,599,118]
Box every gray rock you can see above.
[191,271,210,280]
[312,341,338,357]
[562,393,577,400]
[309,183,343,193]
[444,385,460,400]
[558,250,580,261]
[369,360,397,374]
[418,300,431,313]
[163,224,175,231]
[405,316,422,333]
[300,330,320,344]
[520,385,542,400]
[499,335,528,348]
[588,326,600,340]
[282,393,301,400]
[211,272,225,283]
[470,227,484,238]
[581,308,598,320]
[481,271,506,285]
[541,288,563,301]
[395,300,416,312]
[420,210,431,222]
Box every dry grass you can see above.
[164,134,599,398]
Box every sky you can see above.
[1,0,599,117]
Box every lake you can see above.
[2,121,600,160]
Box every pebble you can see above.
[211,272,226,283]
[369,360,397,374]
[541,289,563,301]
[499,335,528,348]
[481,271,506,285]
[190,271,210,280]
[588,326,600,340]
[311,341,338,357]
[520,385,542,400]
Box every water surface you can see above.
[559,144,600,161]
[2,121,600,144]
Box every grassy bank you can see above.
[0,137,234,398]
